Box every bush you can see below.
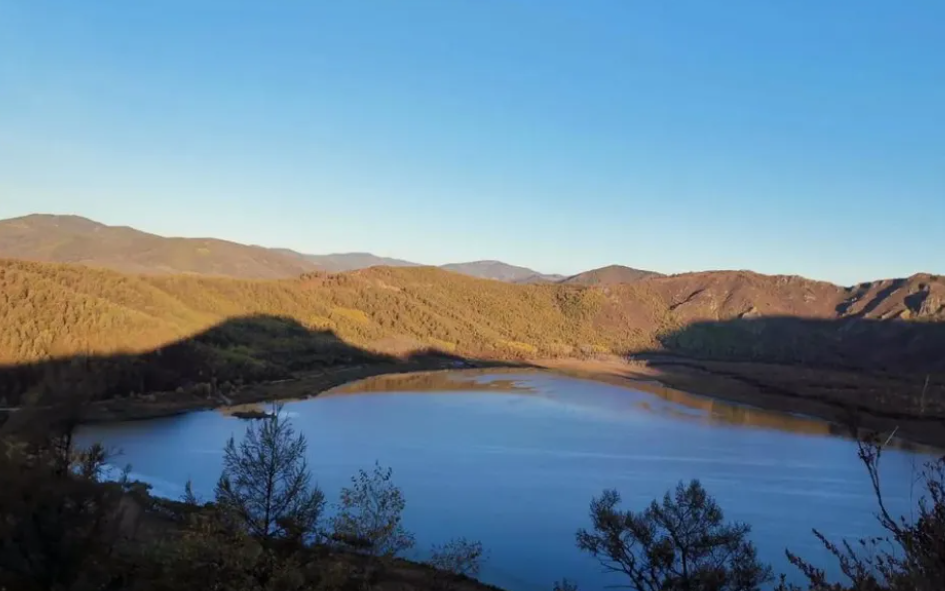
[576,479,772,591]
[429,537,486,589]
[778,437,945,591]
[330,462,415,559]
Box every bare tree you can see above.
[779,435,945,591]
[215,404,325,547]
[576,479,772,591]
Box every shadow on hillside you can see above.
[0,314,494,411]
[629,316,945,440]
[653,315,945,375]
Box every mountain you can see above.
[1,214,637,284]
[440,260,563,283]
[0,214,557,280]
[271,248,421,272]
[0,214,322,279]
[2,260,943,382]
[301,252,421,272]
[562,264,662,285]
[0,214,426,279]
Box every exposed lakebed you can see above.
[77,370,935,590]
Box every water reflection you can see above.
[327,369,930,452]
[325,370,535,396]
[78,370,938,591]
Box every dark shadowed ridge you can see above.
[440,260,564,283]
[562,264,663,285]
[0,314,480,409]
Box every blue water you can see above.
[77,371,935,591]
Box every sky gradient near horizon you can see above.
[1,1,943,285]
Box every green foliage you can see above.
[576,480,773,591]
[215,405,325,546]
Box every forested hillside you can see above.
[2,259,944,404]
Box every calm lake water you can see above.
[77,370,935,591]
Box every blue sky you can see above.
[1,1,942,285]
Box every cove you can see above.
[76,370,934,591]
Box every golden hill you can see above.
[1,258,944,404]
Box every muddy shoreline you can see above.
[72,355,945,449]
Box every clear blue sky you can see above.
[1,1,942,285]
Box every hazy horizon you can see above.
[2,1,942,285]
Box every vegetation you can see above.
[575,480,772,591]
[0,402,484,591]
[776,438,945,591]
[1,257,945,589]
[215,404,325,546]
[1,386,944,591]
[331,462,416,559]
[428,538,486,589]
[2,259,944,410]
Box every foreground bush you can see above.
[778,438,945,591]
[575,480,773,591]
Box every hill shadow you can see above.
[630,316,945,445]
[0,314,498,413]
[653,315,945,375]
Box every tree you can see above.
[576,480,772,591]
[429,537,486,590]
[330,461,415,559]
[778,436,945,591]
[0,417,138,591]
[215,404,325,548]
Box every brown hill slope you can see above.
[0,214,321,279]
[562,264,662,285]
[2,259,943,376]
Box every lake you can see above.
[76,370,935,591]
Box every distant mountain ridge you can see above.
[271,248,421,272]
[562,264,663,285]
[0,214,320,279]
[440,260,564,283]
[2,214,662,284]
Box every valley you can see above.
[2,236,943,445]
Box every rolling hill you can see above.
[0,214,572,282]
[440,260,564,283]
[0,214,672,285]
[1,258,943,406]
[272,249,421,272]
[562,264,662,285]
[0,214,321,279]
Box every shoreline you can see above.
[538,357,945,450]
[77,358,524,424]
[74,355,945,449]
